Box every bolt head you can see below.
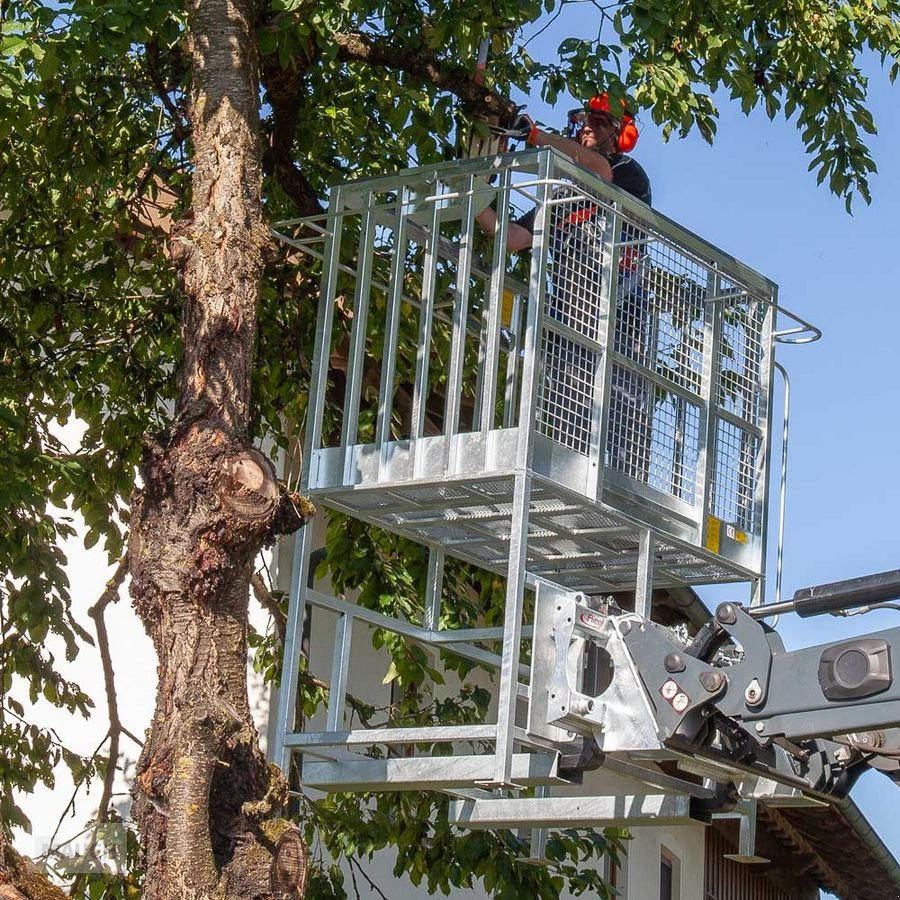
[664,653,686,674]
[716,603,738,626]
[755,722,765,733]
[700,671,725,693]
[673,693,689,713]
[661,680,679,700]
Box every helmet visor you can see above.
[567,107,618,133]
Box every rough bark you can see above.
[0,833,68,900]
[128,0,311,895]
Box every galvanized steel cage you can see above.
[279,149,795,589]
[271,148,820,813]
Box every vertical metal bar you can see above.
[272,189,344,771]
[326,613,353,731]
[635,527,655,620]
[737,799,758,857]
[410,190,442,475]
[304,187,346,481]
[672,395,686,499]
[773,361,790,613]
[444,173,480,470]
[271,521,315,772]
[340,193,378,477]
[492,151,553,786]
[474,167,513,433]
[423,548,445,631]
[698,268,722,542]
[477,168,511,434]
[502,288,524,429]
[589,201,621,500]
[527,794,548,862]
[375,187,411,474]
[751,293,776,605]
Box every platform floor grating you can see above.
[312,475,750,593]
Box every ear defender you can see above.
[617,113,639,153]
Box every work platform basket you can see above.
[279,149,811,592]
[271,149,820,824]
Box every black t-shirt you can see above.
[516,152,652,234]
[607,153,651,205]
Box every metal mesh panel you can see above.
[532,188,610,456]
[650,301,705,395]
[604,368,700,503]
[470,479,516,497]
[537,330,598,455]
[711,418,761,531]
[540,511,623,531]
[605,363,653,482]
[718,290,766,426]
[546,193,608,341]
[633,232,709,386]
[412,523,480,542]
[647,393,701,503]
[393,484,473,504]
[529,537,597,557]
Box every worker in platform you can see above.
[476,95,654,475]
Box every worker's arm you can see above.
[475,116,615,251]
[475,205,533,252]
[528,127,614,183]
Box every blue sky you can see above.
[639,65,900,863]
[517,19,900,864]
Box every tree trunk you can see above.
[128,0,310,895]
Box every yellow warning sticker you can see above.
[706,516,721,554]
[725,523,748,544]
[501,289,515,329]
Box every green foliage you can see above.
[2,0,897,891]
[543,0,898,209]
[1,0,183,838]
[301,790,627,899]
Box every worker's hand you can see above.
[510,113,537,144]
[490,114,538,145]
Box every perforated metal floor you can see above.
[313,469,753,593]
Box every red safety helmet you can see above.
[566,93,640,153]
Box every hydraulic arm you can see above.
[543,569,900,798]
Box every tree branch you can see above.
[87,554,130,824]
[251,571,286,645]
[260,55,324,218]
[332,31,518,121]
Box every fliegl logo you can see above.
[579,610,605,631]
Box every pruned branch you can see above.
[0,835,68,900]
[332,31,518,121]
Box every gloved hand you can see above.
[490,114,539,145]
[512,114,537,142]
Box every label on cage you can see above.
[705,516,721,554]
[725,523,748,544]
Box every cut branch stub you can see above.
[219,447,279,520]
[269,827,308,898]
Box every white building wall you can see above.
[623,823,706,899]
